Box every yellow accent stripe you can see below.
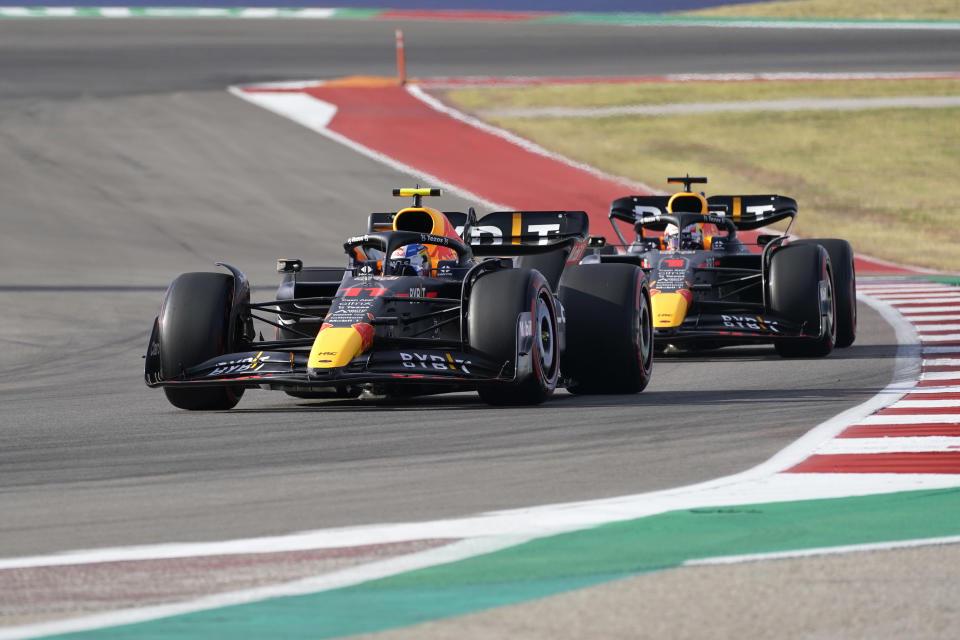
[393,188,441,197]
[733,196,742,222]
[511,212,522,245]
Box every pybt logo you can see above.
[401,352,471,374]
[721,314,779,333]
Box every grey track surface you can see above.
[0,16,951,632]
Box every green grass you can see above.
[441,80,960,270]
[676,0,960,20]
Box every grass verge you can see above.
[676,0,960,20]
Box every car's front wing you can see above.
[145,348,510,391]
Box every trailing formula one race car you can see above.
[581,176,856,357]
[145,188,654,410]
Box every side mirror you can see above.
[587,235,607,248]
[277,258,303,273]
[756,234,778,247]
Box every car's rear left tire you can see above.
[769,243,837,358]
[559,263,653,394]
[469,269,559,406]
[159,272,244,410]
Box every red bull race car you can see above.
[145,189,654,410]
[581,176,856,357]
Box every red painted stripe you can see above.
[918,378,960,387]
[838,424,960,437]
[904,392,960,401]
[877,406,960,415]
[786,452,960,473]
[902,311,960,317]
[376,9,555,21]
[922,365,960,373]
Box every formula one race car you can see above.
[581,176,856,357]
[145,188,653,410]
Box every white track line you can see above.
[479,96,960,119]
[901,385,960,394]
[815,437,960,454]
[888,399,960,409]
[686,535,960,567]
[899,305,960,314]
[858,413,960,425]
[920,335,960,343]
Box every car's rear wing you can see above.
[610,194,798,232]
[368,210,589,256]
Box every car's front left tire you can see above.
[468,269,559,406]
[159,272,244,410]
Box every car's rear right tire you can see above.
[559,263,653,393]
[769,243,837,358]
[159,272,244,410]
[794,238,856,348]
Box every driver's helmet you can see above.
[390,243,432,276]
[663,223,704,250]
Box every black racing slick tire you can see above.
[769,243,837,358]
[794,238,857,348]
[559,263,653,394]
[159,272,244,410]
[469,269,559,406]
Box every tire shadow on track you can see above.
[656,343,900,362]
[224,384,882,414]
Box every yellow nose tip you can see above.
[652,292,691,328]
[308,327,365,368]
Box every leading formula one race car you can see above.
[580,176,856,357]
[145,188,654,410]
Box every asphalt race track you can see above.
[0,17,956,634]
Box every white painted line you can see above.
[479,96,960,119]
[420,72,960,88]
[686,535,960,567]
[924,359,960,367]
[99,7,131,17]
[893,298,960,306]
[875,293,960,301]
[920,334,960,343]
[911,315,960,322]
[889,399,960,409]
[916,324,960,331]
[921,371,960,381]
[859,285,951,291]
[816,436,960,454]
[0,536,532,640]
[858,414,960,425]
[900,305,960,314]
